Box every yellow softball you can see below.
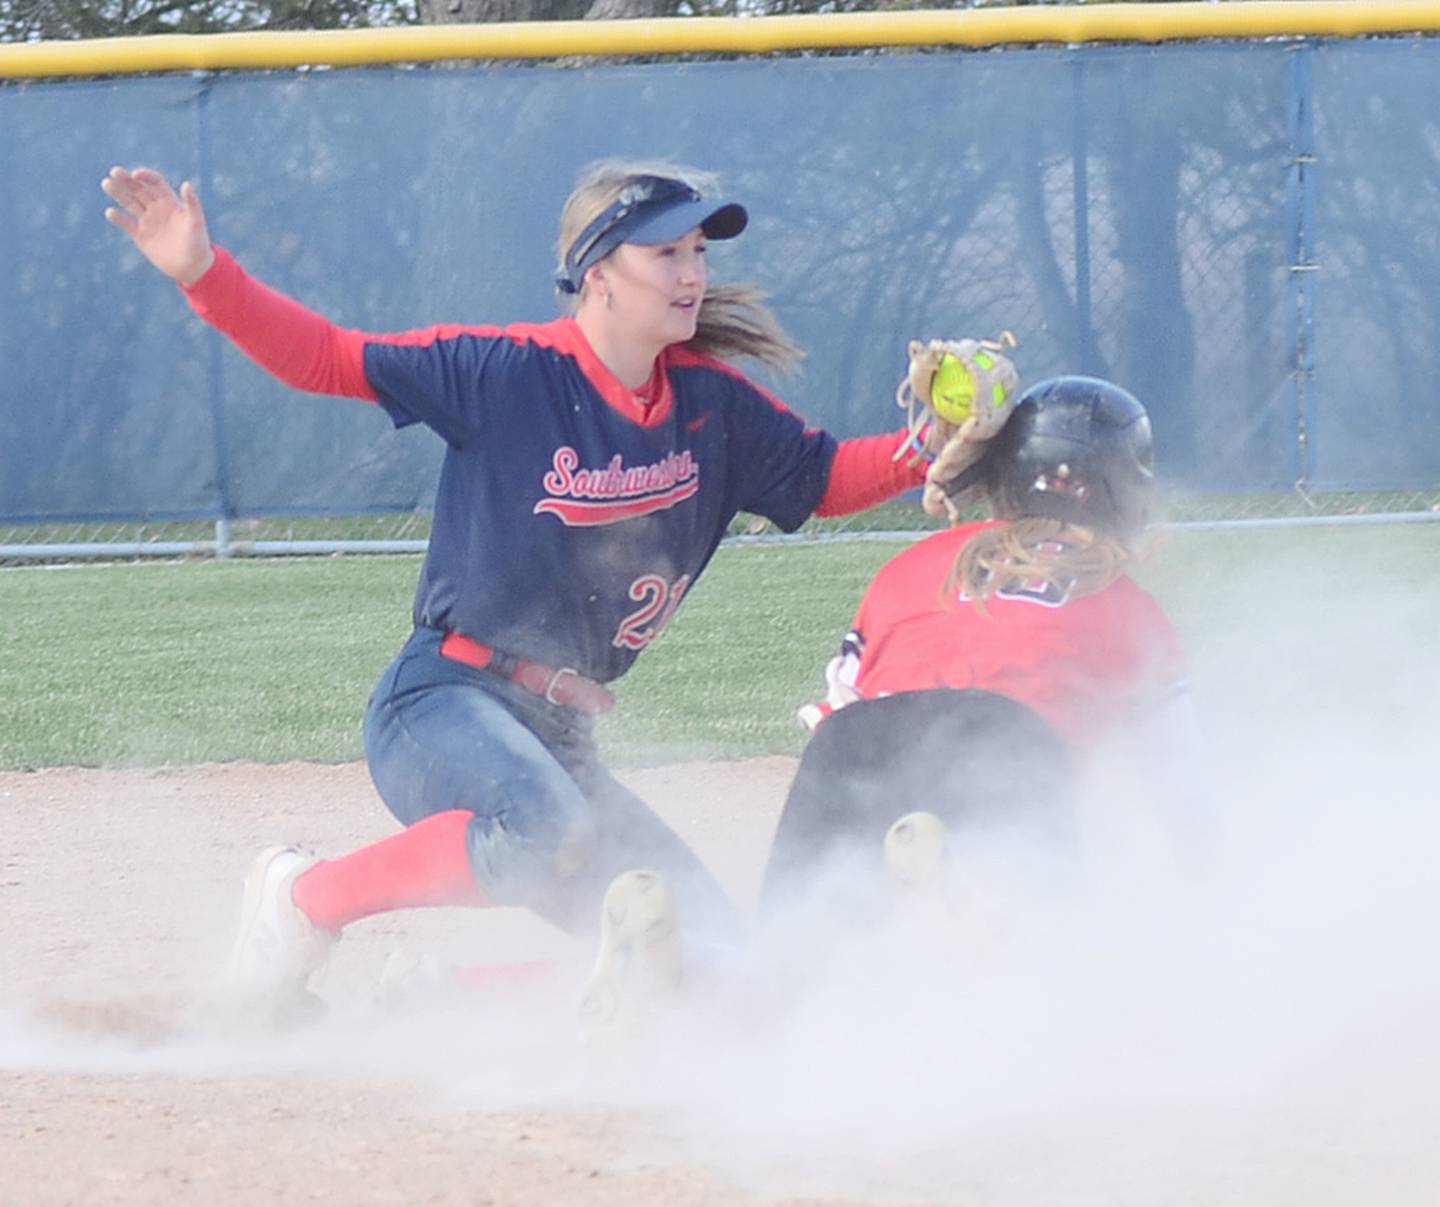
[930,353,976,425]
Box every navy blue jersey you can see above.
[363,318,836,683]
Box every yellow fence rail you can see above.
[4,2,1440,79]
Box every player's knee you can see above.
[550,809,599,882]
[463,782,597,900]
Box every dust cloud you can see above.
[1,540,1437,1205]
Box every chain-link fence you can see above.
[6,484,1439,566]
[3,39,1439,565]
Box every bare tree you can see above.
[413,0,676,26]
[0,0,1229,42]
[0,0,417,41]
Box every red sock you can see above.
[456,961,560,994]
[292,809,490,932]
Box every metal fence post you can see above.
[1071,53,1098,378]
[196,77,237,555]
[1286,44,1318,495]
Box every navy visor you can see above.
[556,174,747,294]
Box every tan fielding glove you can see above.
[892,334,1020,523]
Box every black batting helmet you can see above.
[980,376,1156,543]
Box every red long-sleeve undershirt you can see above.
[816,432,926,516]
[183,246,376,400]
[184,247,926,514]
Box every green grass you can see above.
[0,545,895,770]
[0,557,415,769]
[2,521,1438,771]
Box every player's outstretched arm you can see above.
[102,166,215,287]
[101,165,374,401]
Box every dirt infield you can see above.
[3,755,1437,1206]
[0,759,821,1206]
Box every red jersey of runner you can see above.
[850,520,1184,747]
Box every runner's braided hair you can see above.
[943,517,1136,614]
[556,159,803,374]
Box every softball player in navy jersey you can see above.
[102,160,1006,1021]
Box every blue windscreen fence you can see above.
[2,38,1439,524]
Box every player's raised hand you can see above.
[102,166,215,287]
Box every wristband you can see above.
[898,420,937,464]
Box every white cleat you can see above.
[884,811,950,895]
[577,869,683,1035]
[375,947,461,1010]
[223,845,334,1015]
[882,811,1005,968]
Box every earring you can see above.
[603,291,614,310]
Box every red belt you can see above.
[439,631,616,716]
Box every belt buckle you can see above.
[544,666,581,706]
